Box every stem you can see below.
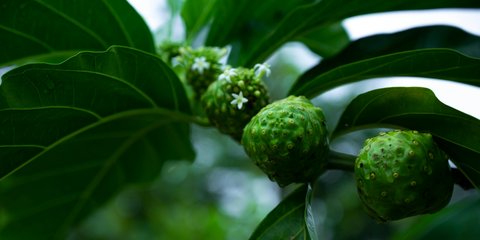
[192,116,211,127]
[326,150,357,172]
[156,108,211,127]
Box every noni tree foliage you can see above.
[1,0,480,239]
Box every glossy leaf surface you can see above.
[249,185,310,240]
[298,25,480,87]
[290,49,480,98]
[181,0,218,41]
[206,0,314,65]
[0,46,194,239]
[297,23,350,59]
[0,0,155,66]
[208,0,480,66]
[391,196,480,240]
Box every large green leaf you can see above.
[249,185,311,240]
[230,0,480,66]
[205,0,315,65]
[298,25,480,87]
[290,49,480,98]
[181,0,218,42]
[0,0,155,67]
[305,184,319,240]
[0,46,194,239]
[391,195,480,240]
[298,23,350,59]
[333,87,480,189]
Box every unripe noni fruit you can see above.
[158,41,184,64]
[355,130,453,222]
[242,96,329,187]
[201,67,270,141]
[176,46,227,99]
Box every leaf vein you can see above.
[34,0,108,48]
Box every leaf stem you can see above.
[191,116,211,127]
[326,150,357,172]
[155,108,211,127]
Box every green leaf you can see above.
[205,0,314,65]
[0,0,155,67]
[305,184,319,240]
[290,49,480,98]
[333,87,480,189]
[249,185,311,240]
[234,0,480,66]
[391,195,480,240]
[298,25,480,87]
[0,46,194,239]
[181,0,218,42]
[298,23,350,58]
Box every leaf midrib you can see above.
[255,203,305,239]
[4,68,158,110]
[293,49,480,97]
[0,24,54,51]
[101,0,134,47]
[0,106,102,120]
[0,108,184,182]
[0,108,191,234]
[56,117,172,237]
[34,0,108,48]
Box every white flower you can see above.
[219,68,237,82]
[230,91,248,110]
[191,56,210,74]
[254,63,271,78]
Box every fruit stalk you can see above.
[326,150,356,171]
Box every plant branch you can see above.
[326,150,357,172]
[191,116,211,127]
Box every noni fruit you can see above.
[242,96,329,187]
[201,66,270,141]
[355,130,453,222]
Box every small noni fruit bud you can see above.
[158,41,184,65]
[176,46,227,99]
[355,130,453,222]
[201,67,270,141]
[242,96,329,187]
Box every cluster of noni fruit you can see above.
[171,46,454,223]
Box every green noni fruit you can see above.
[176,46,227,99]
[201,66,270,141]
[242,96,329,187]
[158,41,184,64]
[355,130,454,222]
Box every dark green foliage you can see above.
[249,185,311,240]
[0,46,194,239]
[1,0,480,239]
[0,0,155,66]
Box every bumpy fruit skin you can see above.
[201,68,269,141]
[355,130,453,222]
[158,41,184,64]
[241,96,329,187]
[177,46,226,99]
